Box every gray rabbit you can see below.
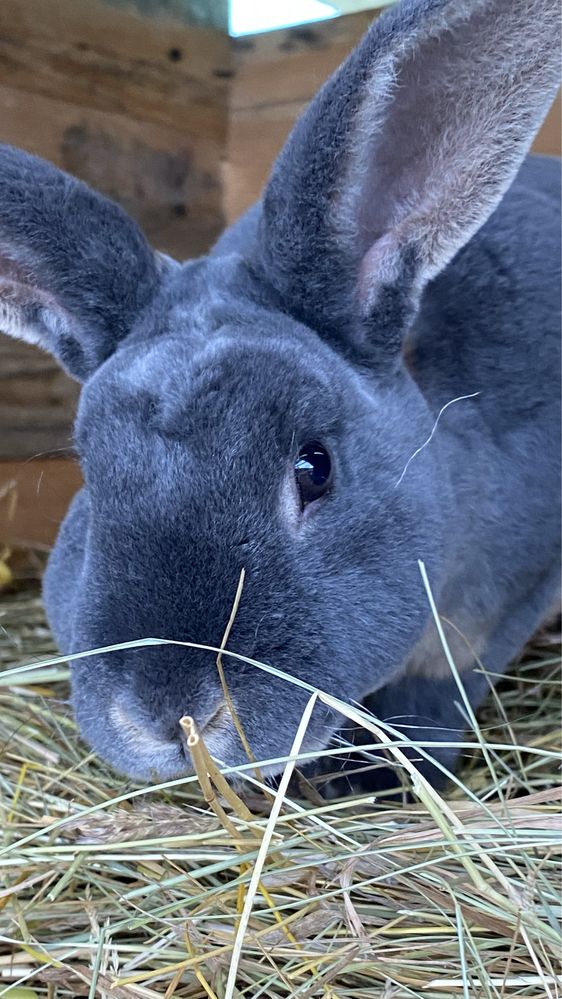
[0,0,559,791]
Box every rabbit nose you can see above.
[107,695,235,781]
[179,704,232,763]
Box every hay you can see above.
[0,584,560,999]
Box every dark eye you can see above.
[294,442,333,508]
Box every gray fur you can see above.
[0,0,559,790]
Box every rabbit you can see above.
[0,0,559,793]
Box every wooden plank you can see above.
[0,341,79,462]
[0,0,231,258]
[0,458,82,550]
[0,85,224,260]
[230,13,374,111]
[0,0,231,142]
[535,92,562,157]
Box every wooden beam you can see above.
[0,0,231,255]
[0,0,231,141]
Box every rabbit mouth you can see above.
[105,698,189,780]
[104,697,233,781]
[109,699,181,755]
[81,688,340,784]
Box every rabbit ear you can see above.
[0,145,161,381]
[256,0,560,359]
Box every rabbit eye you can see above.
[294,442,333,508]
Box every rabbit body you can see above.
[0,0,560,788]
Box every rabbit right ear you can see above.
[253,0,560,361]
[0,146,162,381]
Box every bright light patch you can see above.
[230,0,337,36]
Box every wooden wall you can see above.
[0,0,231,255]
[0,5,560,553]
[225,13,376,223]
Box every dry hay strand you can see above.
[0,584,560,999]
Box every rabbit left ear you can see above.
[0,145,161,381]
[254,0,560,358]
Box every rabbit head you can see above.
[0,0,559,782]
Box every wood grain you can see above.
[0,458,82,549]
[0,84,224,259]
[0,0,230,254]
[1,0,231,109]
[0,342,79,462]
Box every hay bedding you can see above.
[0,584,561,999]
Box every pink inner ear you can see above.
[0,276,41,346]
[0,242,38,286]
[357,231,403,309]
[0,271,72,351]
[336,0,559,321]
[0,276,30,303]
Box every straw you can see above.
[0,583,560,998]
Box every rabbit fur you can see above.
[0,0,560,790]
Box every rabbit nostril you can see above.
[179,704,231,762]
[201,703,230,735]
[180,703,229,739]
